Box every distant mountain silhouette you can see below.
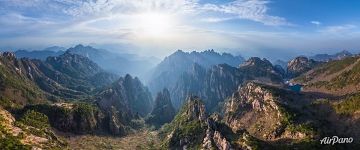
[309,50,353,62]
[15,46,66,60]
[67,44,159,79]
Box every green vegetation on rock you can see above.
[19,110,50,129]
[334,93,360,115]
[0,115,31,150]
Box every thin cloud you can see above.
[200,0,291,26]
[319,24,357,34]
[311,21,321,26]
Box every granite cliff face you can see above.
[146,88,175,128]
[224,82,315,142]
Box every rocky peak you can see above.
[287,56,319,78]
[226,82,281,116]
[238,57,283,83]
[1,51,16,60]
[240,57,273,69]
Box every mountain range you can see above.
[0,47,359,149]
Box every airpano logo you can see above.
[320,136,353,145]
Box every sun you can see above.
[132,12,176,38]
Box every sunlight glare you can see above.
[133,12,176,38]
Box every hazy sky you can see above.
[1,0,360,60]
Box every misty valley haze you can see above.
[1,0,360,150]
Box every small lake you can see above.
[288,84,303,92]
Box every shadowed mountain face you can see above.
[148,50,245,96]
[170,57,283,111]
[97,74,153,117]
[146,88,175,128]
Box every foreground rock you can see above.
[0,107,66,149]
[159,97,232,149]
[224,82,315,141]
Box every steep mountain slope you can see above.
[0,52,47,108]
[148,50,244,95]
[29,51,118,99]
[294,56,360,95]
[146,88,175,128]
[0,51,118,109]
[170,57,283,111]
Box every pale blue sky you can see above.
[1,0,360,59]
